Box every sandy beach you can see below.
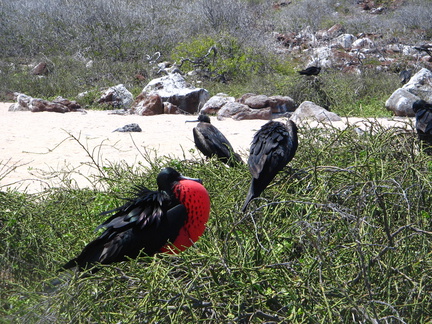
[0,102,414,193]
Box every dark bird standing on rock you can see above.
[242,120,298,212]
[62,167,211,272]
[187,114,243,167]
[298,66,321,76]
[412,99,432,154]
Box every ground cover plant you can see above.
[1,120,432,323]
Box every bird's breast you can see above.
[160,179,210,253]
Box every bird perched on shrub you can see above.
[412,99,432,154]
[242,120,298,212]
[298,66,321,76]
[187,113,243,167]
[62,167,211,272]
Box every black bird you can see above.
[242,120,298,212]
[298,66,321,76]
[187,114,243,167]
[399,69,412,84]
[412,99,432,154]
[62,167,211,272]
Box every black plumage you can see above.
[399,69,412,84]
[242,120,298,212]
[412,99,432,154]
[188,114,243,167]
[62,168,204,271]
[298,66,321,76]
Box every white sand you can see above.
[0,102,414,193]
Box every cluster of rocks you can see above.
[274,22,432,74]
[9,93,83,113]
[9,62,432,122]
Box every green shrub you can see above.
[171,34,264,82]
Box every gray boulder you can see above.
[385,68,432,116]
[139,72,210,114]
[238,93,296,114]
[385,88,419,117]
[291,101,342,124]
[8,93,32,111]
[217,102,271,121]
[113,123,142,132]
[403,68,432,102]
[200,93,235,115]
[98,84,134,109]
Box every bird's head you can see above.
[157,167,202,192]
[185,114,211,124]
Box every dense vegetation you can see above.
[1,0,432,322]
[2,121,432,322]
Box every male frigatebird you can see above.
[62,167,211,271]
[187,113,243,167]
[242,120,298,212]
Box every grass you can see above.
[1,120,432,323]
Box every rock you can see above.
[217,102,271,120]
[291,101,342,124]
[385,88,419,117]
[238,93,296,114]
[30,98,70,113]
[242,94,271,109]
[31,62,48,75]
[8,93,32,111]
[352,37,375,49]
[139,72,210,114]
[9,94,82,113]
[113,123,142,132]
[200,93,235,115]
[163,102,180,114]
[385,68,432,116]
[98,84,134,109]
[268,95,297,113]
[133,93,164,116]
[402,68,432,102]
[327,24,344,38]
[332,34,356,49]
[233,108,272,121]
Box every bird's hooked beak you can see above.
[185,119,200,123]
[180,174,203,184]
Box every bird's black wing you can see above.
[416,105,432,134]
[62,186,187,270]
[248,121,292,179]
[193,124,236,161]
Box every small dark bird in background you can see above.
[412,99,432,154]
[399,69,412,85]
[187,113,243,167]
[242,120,298,212]
[298,66,321,76]
[61,167,211,272]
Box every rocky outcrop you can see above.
[134,72,210,114]
[386,68,432,116]
[98,84,134,109]
[200,93,235,115]
[290,101,341,124]
[9,94,83,113]
[133,93,164,116]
